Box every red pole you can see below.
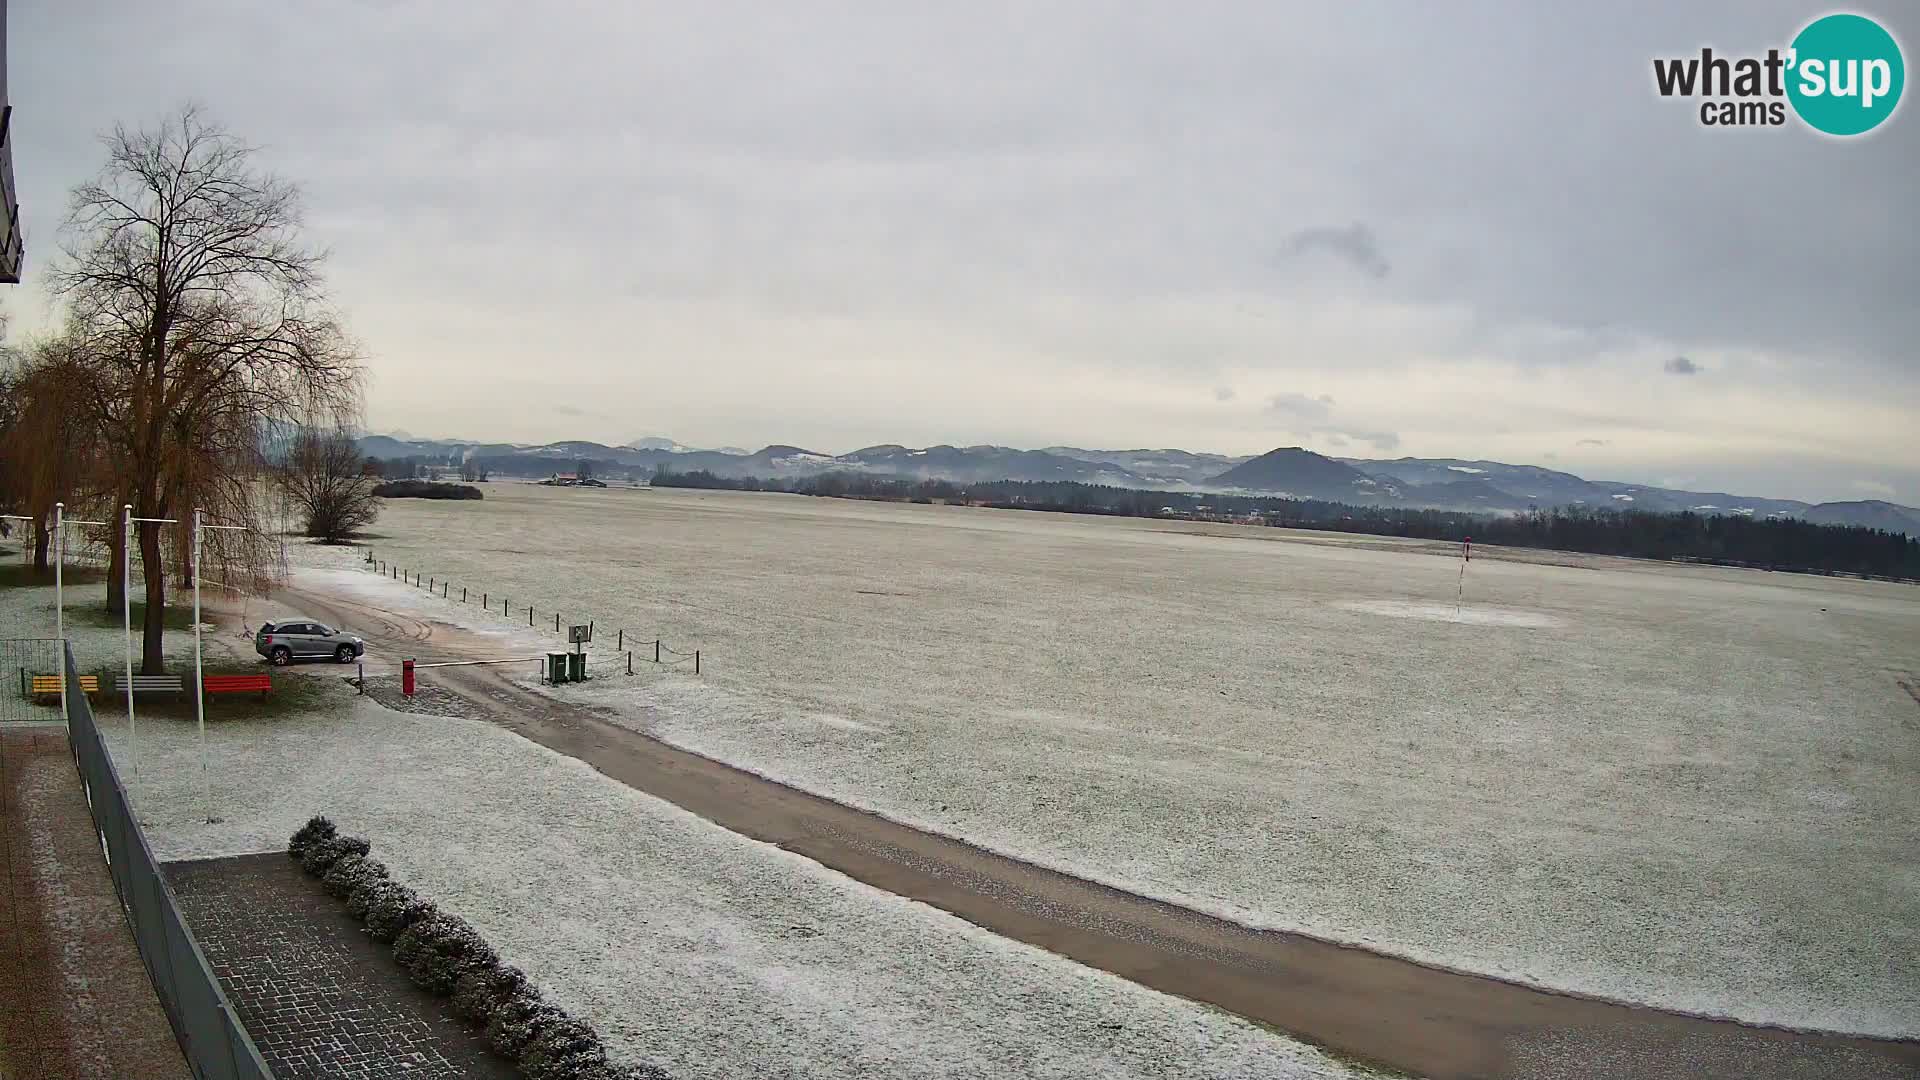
[403,658,415,697]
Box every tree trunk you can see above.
[32,516,50,572]
[106,516,127,611]
[138,520,168,675]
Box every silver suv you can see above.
[255,619,366,665]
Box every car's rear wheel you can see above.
[271,646,292,666]
[336,645,355,664]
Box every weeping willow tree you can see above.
[0,335,109,572]
[51,105,361,672]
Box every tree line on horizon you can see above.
[652,469,1920,579]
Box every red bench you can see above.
[203,674,273,700]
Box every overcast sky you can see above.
[6,1,1916,503]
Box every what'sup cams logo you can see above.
[1653,12,1904,135]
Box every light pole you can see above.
[53,503,63,724]
[50,505,111,727]
[193,509,249,824]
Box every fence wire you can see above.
[0,639,66,723]
[368,554,706,676]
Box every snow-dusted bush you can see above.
[287,815,337,860]
[453,964,530,1022]
[346,877,404,920]
[487,992,566,1060]
[394,911,499,994]
[299,832,370,876]
[322,852,389,900]
[518,1013,607,1080]
[364,886,436,943]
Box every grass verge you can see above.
[0,562,110,589]
[65,601,198,632]
[77,661,338,722]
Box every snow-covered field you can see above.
[339,484,1920,1036]
[102,683,1364,1080]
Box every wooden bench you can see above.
[202,674,273,700]
[115,674,186,695]
[29,674,99,701]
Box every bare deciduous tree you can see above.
[277,428,380,543]
[52,105,362,672]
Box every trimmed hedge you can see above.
[300,833,371,876]
[323,852,389,900]
[287,816,661,1080]
[288,816,337,859]
[395,912,500,994]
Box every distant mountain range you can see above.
[355,433,1920,536]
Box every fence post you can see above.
[627,651,633,676]
[617,628,623,651]
[554,612,560,632]
[655,639,661,664]
[442,582,448,598]
[695,650,700,675]
[462,587,467,602]
[528,606,533,626]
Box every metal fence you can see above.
[63,643,277,1080]
[1,638,65,723]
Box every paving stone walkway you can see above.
[0,726,188,1080]
[167,852,517,1080]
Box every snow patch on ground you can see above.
[105,687,1363,1080]
[1334,599,1564,628]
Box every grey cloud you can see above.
[1265,392,1394,451]
[1280,222,1390,279]
[1664,356,1700,376]
[1851,479,1895,498]
[1349,429,1400,452]
[1576,438,1609,447]
[1212,386,1236,402]
[7,2,1910,504]
[1265,392,1335,423]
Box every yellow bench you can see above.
[29,675,99,701]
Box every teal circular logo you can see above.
[1786,13,1905,136]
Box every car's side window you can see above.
[313,625,333,637]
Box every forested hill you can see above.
[653,470,1920,580]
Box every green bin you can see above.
[546,652,569,684]
[567,651,587,682]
